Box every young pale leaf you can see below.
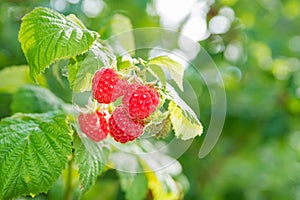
[0,112,72,199]
[165,83,200,124]
[168,101,203,140]
[18,7,99,80]
[140,161,179,200]
[148,56,184,91]
[74,134,109,194]
[10,84,66,114]
[68,42,116,92]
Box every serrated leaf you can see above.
[148,64,167,87]
[111,14,135,56]
[10,84,66,114]
[168,101,203,140]
[44,60,73,103]
[0,112,72,199]
[165,83,200,124]
[118,172,148,200]
[0,65,45,93]
[18,7,99,80]
[74,134,109,194]
[68,42,115,92]
[148,56,184,91]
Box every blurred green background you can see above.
[1,0,300,199]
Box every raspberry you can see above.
[109,106,144,143]
[122,84,160,120]
[78,111,109,142]
[111,79,128,102]
[92,68,126,104]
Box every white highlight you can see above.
[82,0,104,18]
[209,15,231,34]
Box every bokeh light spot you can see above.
[82,0,104,18]
[219,6,235,22]
[224,42,243,62]
[288,36,300,52]
[209,15,231,34]
[67,0,80,4]
[50,0,67,11]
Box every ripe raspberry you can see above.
[78,111,109,142]
[122,84,160,119]
[109,106,144,143]
[111,79,128,102]
[92,68,126,104]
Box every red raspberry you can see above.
[109,106,144,143]
[92,68,126,103]
[78,111,109,142]
[122,84,160,119]
[111,79,128,102]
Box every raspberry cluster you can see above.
[78,67,160,143]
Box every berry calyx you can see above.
[78,111,109,142]
[122,83,160,120]
[92,68,126,104]
[109,106,144,143]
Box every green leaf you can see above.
[116,56,132,71]
[0,112,73,199]
[0,93,12,119]
[44,60,73,103]
[18,7,99,80]
[10,84,66,114]
[118,172,148,200]
[111,14,135,56]
[0,65,45,93]
[165,83,200,124]
[147,64,167,87]
[168,100,203,140]
[148,56,184,91]
[161,83,203,140]
[74,134,109,194]
[68,42,115,92]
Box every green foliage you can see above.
[74,134,109,195]
[118,171,148,200]
[44,61,73,103]
[158,83,203,140]
[1,0,298,199]
[147,64,167,86]
[148,56,184,91]
[168,101,203,140]
[0,65,45,93]
[110,14,135,55]
[68,42,115,92]
[18,7,99,80]
[0,112,73,199]
[11,85,66,114]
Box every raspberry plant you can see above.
[0,7,203,199]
